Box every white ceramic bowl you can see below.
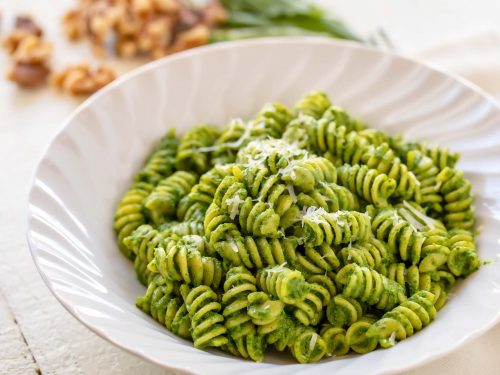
[27,38,500,375]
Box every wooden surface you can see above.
[1,1,500,374]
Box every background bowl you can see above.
[27,38,500,375]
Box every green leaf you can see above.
[218,0,363,42]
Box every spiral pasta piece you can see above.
[302,208,371,247]
[246,292,293,351]
[280,156,337,192]
[297,181,359,212]
[123,224,164,264]
[338,164,397,207]
[419,227,450,273]
[326,295,364,328]
[320,325,350,356]
[294,243,341,275]
[307,274,337,298]
[215,236,299,270]
[294,90,331,119]
[436,167,475,230]
[238,197,281,237]
[222,266,257,339]
[224,331,267,362]
[366,290,436,347]
[135,129,178,185]
[363,143,420,202]
[114,181,154,258]
[123,224,166,284]
[144,171,198,225]
[150,239,223,289]
[238,138,309,176]
[357,128,395,147]
[289,327,327,364]
[213,175,248,217]
[256,265,308,304]
[371,207,425,264]
[286,115,369,166]
[134,257,154,286]
[161,220,205,238]
[291,280,332,326]
[447,229,479,276]
[339,238,396,276]
[212,104,291,165]
[399,141,459,171]
[254,102,292,138]
[136,275,191,339]
[336,264,407,310]
[204,203,241,246]
[386,263,419,296]
[404,149,442,215]
[322,105,367,132]
[189,164,235,205]
[175,125,221,174]
[346,317,378,354]
[180,284,228,349]
[239,166,296,219]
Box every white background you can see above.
[1,1,499,374]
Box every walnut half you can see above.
[3,16,52,88]
[52,63,116,96]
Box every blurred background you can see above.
[2,1,500,374]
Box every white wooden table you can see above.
[2,1,500,374]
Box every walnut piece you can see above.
[52,63,116,96]
[62,9,85,40]
[13,34,52,64]
[6,62,50,87]
[168,24,209,55]
[15,15,43,36]
[3,15,52,88]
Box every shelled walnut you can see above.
[52,63,116,96]
[3,16,52,87]
[61,0,226,59]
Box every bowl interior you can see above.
[28,38,500,375]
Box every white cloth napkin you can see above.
[404,30,500,375]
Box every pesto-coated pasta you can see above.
[175,125,221,174]
[145,171,198,225]
[180,284,228,349]
[222,266,257,339]
[135,130,178,185]
[117,91,479,364]
[302,208,371,247]
[337,164,396,208]
[294,90,331,119]
[366,290,436,347]
[114,181,154,258]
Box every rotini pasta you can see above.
[294,90,331,119]
[222,266,257,339]
[135,130,178,185]
[175,125,221,174]
[337,164,397,207]
[149,237,223,289]
[118,90,479,363]
[114,181,154,258]
[302,208,371,247]
[144,171,197,225]
[336,264,407,310]
[363,143,421,201]
[180,284,228,349]
[436,167,475,230]
[366,290,436,347]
